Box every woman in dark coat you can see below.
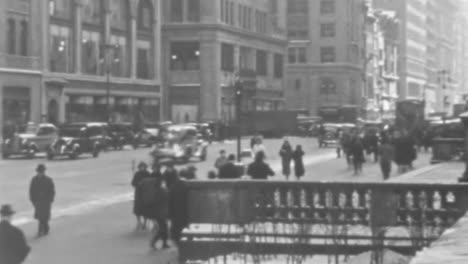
[167,173,189,245]
[29,164,55,237]
[131,162,151,230]
[350,136,365,175]
[279,140,293,180]
[292,145,305,180]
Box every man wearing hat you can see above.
[29,164,55,237]
[0,204,31,264]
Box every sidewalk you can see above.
[22,202,178,264]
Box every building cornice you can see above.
[43,72,161,86]
[162,23,288,46]
[287,63,363,71]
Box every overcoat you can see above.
[29,175,55,221]
[0,221,30,264]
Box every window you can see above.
[49,0,72,18]
[188,0,200,22]
[288,0,307,14]
[82,0,102,24]
[220,0,225,22]
[320,0,335,15]
[238,4,243,27]
[137,40,151,79]
[110,0,129,29]
[110,36,127,77]
[50,25,73,72]
[171,0,183,22]
[20,21,28,56]
[320,23,335,37]
[7,18,15,55]
[320,46,335,63]
[138,0,153,30]
[170,42,200,71]
[256,50,267,76]
[229,2,234,25]
[274,54,283,78]
[320,78,336,94]
[221,43,234,72]
[288,47,307,64]
[81,30,100,75]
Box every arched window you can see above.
[7,18,15,54]
[138,0,153,31]
[20,20,28,56]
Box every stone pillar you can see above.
[267,52,273,84]
[152,1,160,80]
[74,0,83,73]
[234,45,240,71]
[199,36,221,121]
[130,19,137,79]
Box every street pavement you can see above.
[0,137,433,264]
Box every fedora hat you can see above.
[36,164,46,172]
[137,161,148,169]
[0,204,15,216]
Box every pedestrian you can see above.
[0,204,30,264]
[247,151,275,180]
[214,150,228,171]
[149,177,170,250]
[185,166,197,180]
[318,124,326,148]
[379,138,394,180]
[162,162,178,189]
[336,129,343,158]
[292,145,305,180]
[367,131,379,162]
[219,154,239,179]
[341,131,353,169]
[350,136,365,175]
[131,162,151,230]
[29,164,55,237]
[167,172,189,246]
[150,162,163,180]
[207,170,218,179]
[279,140,293,180]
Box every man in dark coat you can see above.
[279,140,293,180]
[29,164,55,237]
[167,173,189,245]
[149,177,169,250]
[218,154,239,179]
[131,162,151,230]
[247,151,275,180]
[0,204,30,264]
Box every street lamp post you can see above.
[235,80,243,162]
[102,43,115,123]
[458,111,468,182]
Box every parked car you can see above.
[107,123,136,150]
[133,128,161,148]
[47,123,105,159]
[318,123,356,148]
[150,124,208,163]
[2,123,58,159]
[184,123,214,144]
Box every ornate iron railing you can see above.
[180,181,468,263]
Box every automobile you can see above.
[134,128,160,147]
[319,123,356,148]
[149,124,208,163]
[47,123,105,159]
[2,123,58,159]
[184,123,214,143]
[107,123,136,150]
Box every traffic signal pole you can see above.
[235,80,243,162]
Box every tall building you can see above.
[43,0,162,124]
[161,0,287,123]
[1,0,163,136]
[375,0,428,104]
[425,0,460,115]
[0,0,42,141]
[285,0,367,118]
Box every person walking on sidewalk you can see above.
[167,172,188,246]
[150,177,170,250]
[292,145,305,180]
[247,151,275,180]
[350,136,365,175]
[29,164,55,237]
[279,140,293,180]
[214,150,228,171]
[379,138,394,180]
[219,154,239,179]
[0,205,30,264]
[131,162,151,230]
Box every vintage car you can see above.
[47,123,105,159]
[2,123,58,159]
[184,122,214,144]
[134,128,160,148]
[107,123,137,150]
[150,124,208,163]
[319,123,356,148]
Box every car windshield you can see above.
[24,123,39,134]
[162,130,184,142]
[59,126,83,137]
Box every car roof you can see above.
[38,123,57,128]
[167,125,197,131]
[65,122,107,127]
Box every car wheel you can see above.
[69,152,78,159]
[2,152,9,159]
[27,147,37,159]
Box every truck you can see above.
[318,105,359,124]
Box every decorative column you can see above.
[74,0,83,73]
[152,1,160,80]
[130,17,137,79]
